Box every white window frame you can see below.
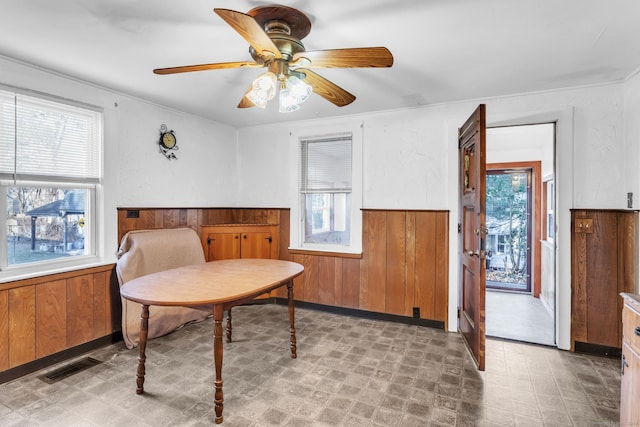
[0,85,103,281]
[289,122,362,255]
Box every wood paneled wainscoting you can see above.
[117,208,449,329]
[0,264,120,383]
[571,209,638,355]
[288,210,449,329]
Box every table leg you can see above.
[136,304,150,394]
[213,305,224,424]
[287,281,297,359]
[226,308,232,343]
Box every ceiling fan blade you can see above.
[214,8,282,60]
[298,69,355,107]
[292,47,393,68]
[154,61,262,75]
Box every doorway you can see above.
[485,168,532,293]
[484,123,556,346]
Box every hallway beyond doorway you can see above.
[486,290,554,346]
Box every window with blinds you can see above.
[1,88,102,270]
[300,133,352,246]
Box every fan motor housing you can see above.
[250,33,305,62]
[247,5,311,62]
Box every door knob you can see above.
[467,250,486,259]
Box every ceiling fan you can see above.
[153,5,394,112]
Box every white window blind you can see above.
[300,133,352,193]
[0,89,102,183]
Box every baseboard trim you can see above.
[0,332,123,385]
[248,297,445,330]
[574,341,621,358]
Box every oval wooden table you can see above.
[120,258,304,424]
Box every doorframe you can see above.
[448,107,572,350]
[486,161,542,297]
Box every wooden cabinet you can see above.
[200,224,279,261]
[620,293,640,426]
[571,210,638,352]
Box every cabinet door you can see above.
[240,232,273,259]
[207,233,241,260]
[620,342,640,425]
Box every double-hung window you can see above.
[294,128,362,254]
[0,88,102,274]
[301,134,352,246]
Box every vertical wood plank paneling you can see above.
[386,211,406,315]
[415,212,437,319]
[359,211,370,310]
[585,211,618,347]
[365,211,387,312]
[0,290,8,371]
[405,212,417,317]
[334,258,343,307]
[139,209,156,230]
[67,276,94,347]
[435,211,449,325]
[618,212,638,347]
[154,210,164,228]
[187,209,199,231]
[162,209,177,228]
[92,272,108,339]
[291,254,306,301]
[302,255,319,303]
[35,280,67,358]
[571,210,588,345]
[342,258,360,308]
[1,265,117,375]
[318,257,336,305]
[9,286,36,368]
[178,209,188,227]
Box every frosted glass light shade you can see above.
[246,72,277,109]
[279,75,312,113]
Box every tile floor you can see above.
[0,304,621,426]
[486,291,555,346]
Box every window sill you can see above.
[288,248,363,259]
[0,256,113,285]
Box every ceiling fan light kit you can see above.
[152,5,393,113]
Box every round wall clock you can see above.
[158,124,178,159]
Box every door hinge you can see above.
[458,223,462,233]
[207,237,214,245]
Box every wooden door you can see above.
[206,233,241,261]
[458,104,487,371]
[240,232,273,259]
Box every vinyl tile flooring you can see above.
[0,304,621,426]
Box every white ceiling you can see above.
[2,0,640,129]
